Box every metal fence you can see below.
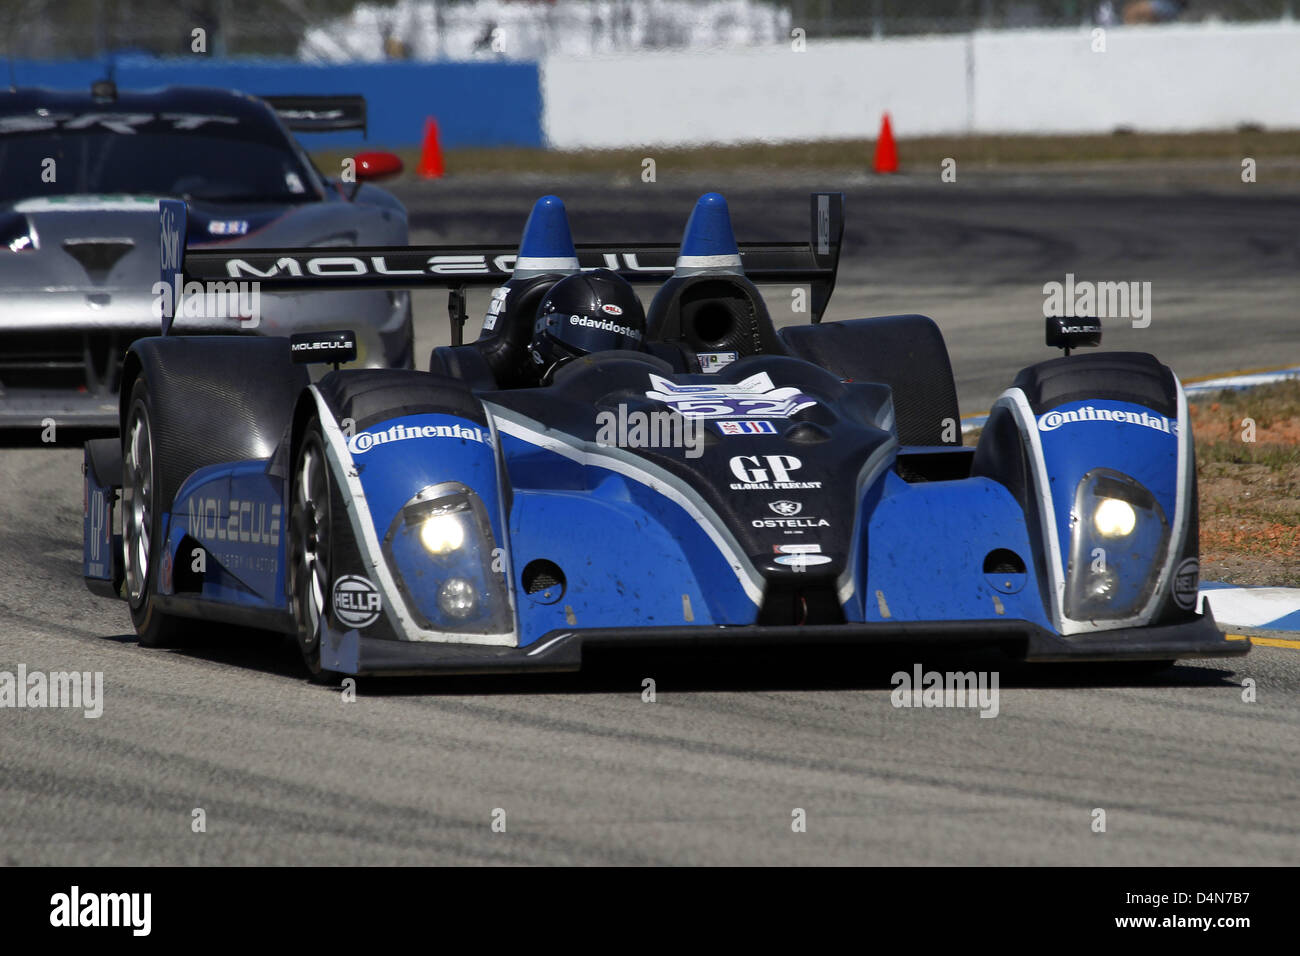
[5,0,1297,60]
[787,0,1297,37]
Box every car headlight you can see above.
[1093,497,1136,537]
[0,212,38,252]
[381,481,510,634]
[419,511,466,554]
[1065,469,1170,622]
[438,577,478,619]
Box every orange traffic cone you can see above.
[873,112,898,174]
[417,117,444,179]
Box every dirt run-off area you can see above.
[1192,380,1300,587]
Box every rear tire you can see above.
[122,378,187,648]
[780,314,961,445]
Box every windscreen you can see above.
[0,110,321,204]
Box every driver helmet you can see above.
[528,270,646,382]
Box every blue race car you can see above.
[82,191,1245,677]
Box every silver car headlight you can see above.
[0,212,38,252]
[382,481,510,634]
[1064,468,1170,621]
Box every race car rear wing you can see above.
[263,94,367,136]
[160,192,844,344]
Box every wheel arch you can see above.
[121,336,310,514]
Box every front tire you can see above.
[122,378,186,648]
[288,421,338,681]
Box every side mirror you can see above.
[354,151,403,182]
[1046,316,1101,357]
[290,330,357,370]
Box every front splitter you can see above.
[319,608,1244,676]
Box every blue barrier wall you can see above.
[9,58,543,149]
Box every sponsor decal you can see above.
[291,338,352,354]
[646,372,817,420]
[13,195,157,213]
[717,419,778,436]
[225,254,498,280]
[768,500,802,516]
[160,206,181,274]
[1037,404,1177,435]
[483,285,509,332]
[774,543,822,555]
[752,517,829,530]
[1173,557,1199,610]
[277,108,345,122]
[569,314,641,339]
[347,421,489,455]
[601,303,623,316]
[728,455,821,490]
[698,351,739,373]
[185,496,281,549]
[333,575,382,628]
[0,112,237,135]
[775,554,832,567]
[218,252,673,282]
[207,219,248,236]
[85,481,109,573]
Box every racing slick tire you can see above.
[287,417,344,682]
[121,378,188,647]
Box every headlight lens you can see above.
[419,512,466,554]
[438,577,477,619]
[1093,497,1136,537]
[381,481,510,634]
[1065,469,1170,622]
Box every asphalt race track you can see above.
[1,173,1297,865]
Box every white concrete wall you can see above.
[542,22,1300,148]
[542,35,971,148]
[972,23,1300,134]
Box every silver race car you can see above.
[0,83,412,429]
